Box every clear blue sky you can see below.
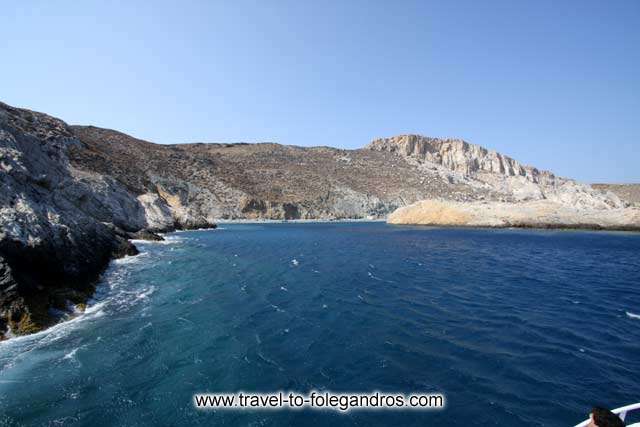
[2,0,638,182]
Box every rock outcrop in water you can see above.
[0,100,637,337]
[387,199,640,230]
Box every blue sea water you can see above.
[1,223,639,426]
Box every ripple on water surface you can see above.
[0,224,639,427]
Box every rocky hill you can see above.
[66,130,628,223]
[592,184,640,207]
[67,127,498,223]
[367,135,625,209]
[0,102,143,338]
[0,101,637,338]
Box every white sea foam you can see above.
[130,235,186,246]
[0,247,156,356]
[139,322,153,331]
[291,259,299,266]
[0,303,105,358]
[368,271,383,281]
[113,252,150,265]
[175,226,217,232]
[136,286,156,300]
[270,304,285,313]
[626,311,640,320]
[63,347,80,360]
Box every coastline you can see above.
[1,99,637,342]
[387,222,640,234]
[209,217,386,225]
[177,218,640,232]
[3,219,638,343]
[387,199,640,233]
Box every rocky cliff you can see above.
[0,101,636,337]
[0,102,135,337]
[0,102,213,339]
[367,135,624,209]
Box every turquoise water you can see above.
[1,223,639,426]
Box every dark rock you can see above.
[127,229,165,241]
[174,220,217,231]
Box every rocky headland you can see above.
[0,102,213,338]
[1,101,637,338]
[388,199,640,230]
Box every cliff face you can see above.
[0,102,142,337]
[367,134,553,181]
[367,134,625,210]
[0,101,635,337]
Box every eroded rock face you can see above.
[0,103,162,338]
[368,134,552,180]
[367,134,626,209]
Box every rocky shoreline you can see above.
[0,102,216,339]
[1,100,638,338]
[389,222,640,233]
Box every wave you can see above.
[0,300,107,355]
[130,235,187,246]
[368,271,383,281]
[270,304,285,313]
[113,252,150,265]
[174,227,218,232]
[136,286,156,300]
[626,311,640,320]
[0,248,158,357]
[62,347,80,360]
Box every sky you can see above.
[1,0,639,182]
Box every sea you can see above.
[1,222,639,426]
